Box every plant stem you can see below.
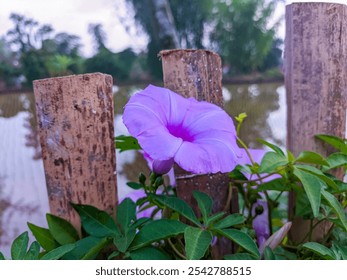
[168,238,186,260]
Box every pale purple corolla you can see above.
[252,200,270,247]
[123,85,249,174]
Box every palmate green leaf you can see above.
[295,151,329,166]
[130,247,172,260]
[63,236,110,260]
[24,241,40,260]
[315,134,347,154]
[295,165,338,191]
[217,229,260,258]
[184,227,212,260]
[293,167,323,218]
[259,152,288,173]
[0,252,5,260]
[117,198,136,234]
[258,178,290,192]
[257,139,285,156]
[115,135,141,152]
[321,189,347,231]
[325,153,347,170]
[46,214,79,245]
[150,195,200,226]
[206,212,226,226]
[224,253,258,260]
[302,242,335,260]
[114,228,136,253]
[40,243,75,260]
[72,204,120,238]
[11,231,29,260]
[28,222,59,251]
[213,214,245,229]
[129,219,187,251]
[192,191,212,224]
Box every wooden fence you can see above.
[32,2,347,255]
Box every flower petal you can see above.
[136,126,183,160]
[182,98,238,138]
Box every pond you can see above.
[0,82,285,257]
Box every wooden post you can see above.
[160,49,234,258]
[33,73,117,229]
[285,3,347,242]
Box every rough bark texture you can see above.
[285,3,347,243]
[160,49,233,258]
[33,73,117,229]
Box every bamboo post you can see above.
[285,3,347,242]
[160,49,235,258]
[33,73,117,229]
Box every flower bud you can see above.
[152,158,174,175]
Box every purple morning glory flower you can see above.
[123,85,245,174]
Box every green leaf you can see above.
[213,214,245,229]
[321,190,347,231]
[224,253,258,260]
[258,178,290,192]
[259,152,288,173]
[192,191,212,224]
[296,165,338,191]
[257,139,285,156]
[217,229,260,258]
[126,182,144,190]
[0,252,5,260]
[293,168,322,218]
[11,231,29,260]
[130,247,172,260]
[295,151,329,166]
[46,214,79,245]
[41,243,75,260]
[117,198,137,234]
[129,219,187,251]
[315,134,347,154]
[302,242,335,260]
[331,242,347,260]
[114,228,136,253]
[206,212,226,226]
[263,246,276,260]
[150,195,200,226]
[63,236,107,260]
[325,153,347,170]
[72,204,120,237]
[184,227,212,260]
[24,241,40,260]
[115,135,141,152]
[28,222,59,251]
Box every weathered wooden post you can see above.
[285,2,347,242]
[160,49,237,258]
[33,73,117,229]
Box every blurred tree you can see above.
[88,23,107,51]
[0,37,19,88]
[6,13,83,86]
[170,0,211,48]
[123,0,282,76]
[125,0,179,79]
[210,0,282,74]
[85,23,136,82]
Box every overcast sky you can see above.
[0,0,148,56]
[0,0,345,57]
